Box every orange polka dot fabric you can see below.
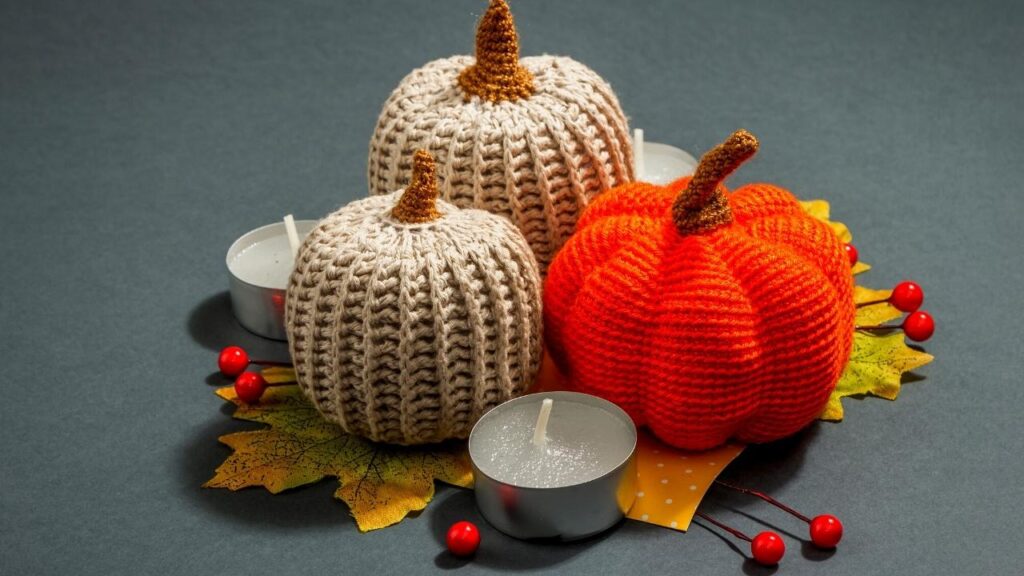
[544,176,856,451]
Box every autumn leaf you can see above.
[204,382,473,532]
[853,285,903,326]
[820,330,934,421]
[800,199,870,275]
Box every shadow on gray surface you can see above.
[177,416,356,531]
[716,423,818,497]
[187,291,290,362]
[691,518,780,575]
[427,488,613,571]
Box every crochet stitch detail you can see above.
[391,150,442,223]
[672,129,759,235]
[368,55,632,274]
[457,0,535,102]
[285,189,543,445]
[544,131,856,451]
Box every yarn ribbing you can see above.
[286,185,543,445]
[367,0,633,274]
[544,132,856,451]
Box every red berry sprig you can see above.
[217,345,292,377]
[809,514,844,549]
[716,481,844,549]
[901,311,935,342]
[234,372,267,404]
[856,281,924,312]
[446,521,480,557]
[857,310,935,342]
[844,243,859,266]
[696,511,785,566]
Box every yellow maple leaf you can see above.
[820,331,934,421]
[204,383,473,532]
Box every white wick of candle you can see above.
[283,214,300,261]
[633,128,645,179]
[532,398,553,447]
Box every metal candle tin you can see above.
[225,220,316,340]
[469,391,638,541]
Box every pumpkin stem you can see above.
[457,0,535,102]
[672,129,759,235]
[391,150,442,223]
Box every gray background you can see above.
[2,0,1021,574]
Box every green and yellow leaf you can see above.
[204,383,473,532]
[820,331,934,421]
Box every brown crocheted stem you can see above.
[391,150,442,223]
[457,0,535,102]
[672,129,759,235]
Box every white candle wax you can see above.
[633,129,699,185]
[227,221,316,289]
[471,395,635,489]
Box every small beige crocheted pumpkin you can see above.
[286,150,543,445]
[368,0,633,273]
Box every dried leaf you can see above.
[204,383,473,532]
[820,331,934,421]
[260,366,297,384]
[854,286,903,326]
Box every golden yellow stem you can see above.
[391,150,442,223]
[457,0,535,102]
[671,130,759,235]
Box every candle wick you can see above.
[283,214,300,261]
[633,128,645,179]
[532,398,553,447]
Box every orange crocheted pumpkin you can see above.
[544,130,856,450]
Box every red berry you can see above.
[844,244,859,266]
[890,281,924,312]
[902,311,934,342]
[218,346,249,377]
[809,514,843,549]
[751,531,785,566]
[234,372,267,404]
[446,521,480,557]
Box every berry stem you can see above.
[855,298,889,308]
[715,481,811,523]
[251,359,293,367]
[855,324,900,332]
[695,511,752,542]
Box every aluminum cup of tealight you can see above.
[225,219,316,340]
[469,391,638,540]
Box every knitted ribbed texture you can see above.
[544,132,856,451]
[367,1,632,274]
[285,173,543,445]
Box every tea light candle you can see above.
[634,128,699,185]
[469,392,637,540]
[226,218,316,340]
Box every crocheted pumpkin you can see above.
[286,150,543,445]
[368,0,633,274]
[544,130,856,451]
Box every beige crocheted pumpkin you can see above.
[367,0,633,273]
[286,150,543,445]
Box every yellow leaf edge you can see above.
[206,382,473,533]
[801,199,934,422]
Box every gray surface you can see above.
[1,0,1022,574]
